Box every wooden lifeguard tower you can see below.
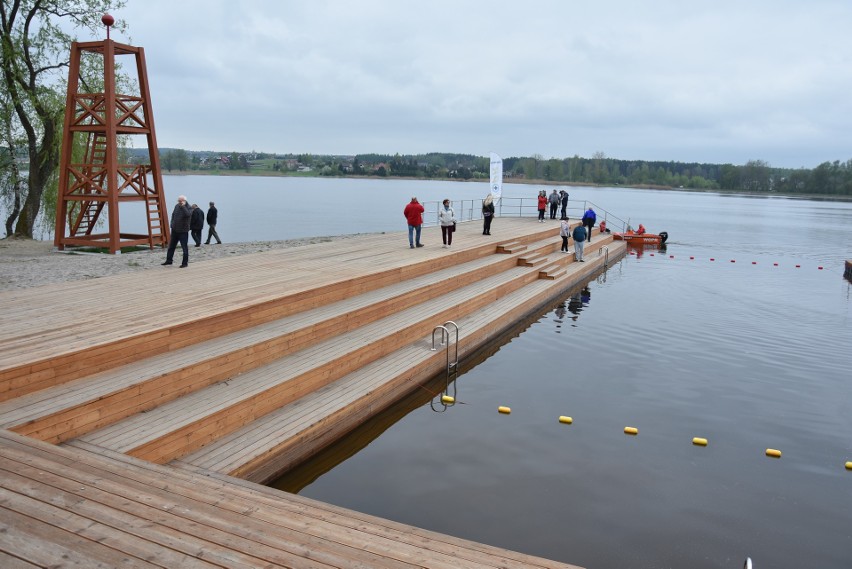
[54,14,169,254]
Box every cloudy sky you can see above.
[103,1,852,168]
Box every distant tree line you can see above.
[141,148,852,196]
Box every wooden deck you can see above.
[0,218,623,568]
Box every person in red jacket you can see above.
[404,197,425,248]
[637,223,646,235]
[537,191,547,222]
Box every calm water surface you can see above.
[249,180,848,569]
[40,177,852,568]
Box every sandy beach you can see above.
[0,235,364,292]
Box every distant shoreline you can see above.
[157,170,852,201]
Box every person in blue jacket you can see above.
[582,207,596,243]
[572,223,587,262]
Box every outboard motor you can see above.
[659,231,668,244]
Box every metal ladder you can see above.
[598,245,609,266]
[430,321,459,411]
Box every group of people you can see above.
[559,207,597,261]
[162,198,222,267]
[403,193,598,260]
[404,196,462,249]
[537,189,570,222]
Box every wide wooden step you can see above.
[71,263,547,464]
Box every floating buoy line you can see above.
[627,249,842,276]
[488,406,852,471]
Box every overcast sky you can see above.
[102,1,852,168]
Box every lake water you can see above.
[37,177,852,567]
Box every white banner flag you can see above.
[489,152,503,199]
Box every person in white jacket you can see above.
[438,199,456,248]
[560,219,571,252]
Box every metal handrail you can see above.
[421,197,628,233]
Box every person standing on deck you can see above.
[572,223,587,262]
[560,218,571,253]
[482,194,495,235]
[582,207,596,243]
[537,191,547,222]
[404,196,425,248]
[204,201,222,244]
[162,195,192,267]
[548,189,560,219]
[439,199,457,248]
[560,190,569,220]
[190,204,204,247]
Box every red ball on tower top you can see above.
[102,14,115,26]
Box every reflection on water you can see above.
[272,187,852,569]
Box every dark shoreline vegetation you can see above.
[147,149,852,197]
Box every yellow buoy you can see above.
[765,448,782,458]
[692,437,708,446]
[558,416,573,424]
[845,461,852,471]
[441,395,455,404]
[498,406,511,414]
[624,426,638,435]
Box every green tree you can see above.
[741,159,771,192]
[0,0,126,238]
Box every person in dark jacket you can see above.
[162,195,193,267]
[572,223,587,262]
[482,194,495,235]
[548,189,560,219]
[189,204,204,247]
[560,190,569,220]
[582,207,596,243]
[204,201,222,244]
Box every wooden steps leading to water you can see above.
[71,262,548,464]
[170,255,614,483]
[0,247,531,444]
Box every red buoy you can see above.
[730,260,736,263]
[796,264,801,268]
[690,256,694,260]
[710,258,715,261]
[752,261,757,265]
[773,263,778,266]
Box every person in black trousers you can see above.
[162,195,192,267]
[204,201,222,244]
[482,194,495,235]
[190,204,204,247]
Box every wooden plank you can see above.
[0,503,157,568]
[0,551,40,569]
[2,434,505,569]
